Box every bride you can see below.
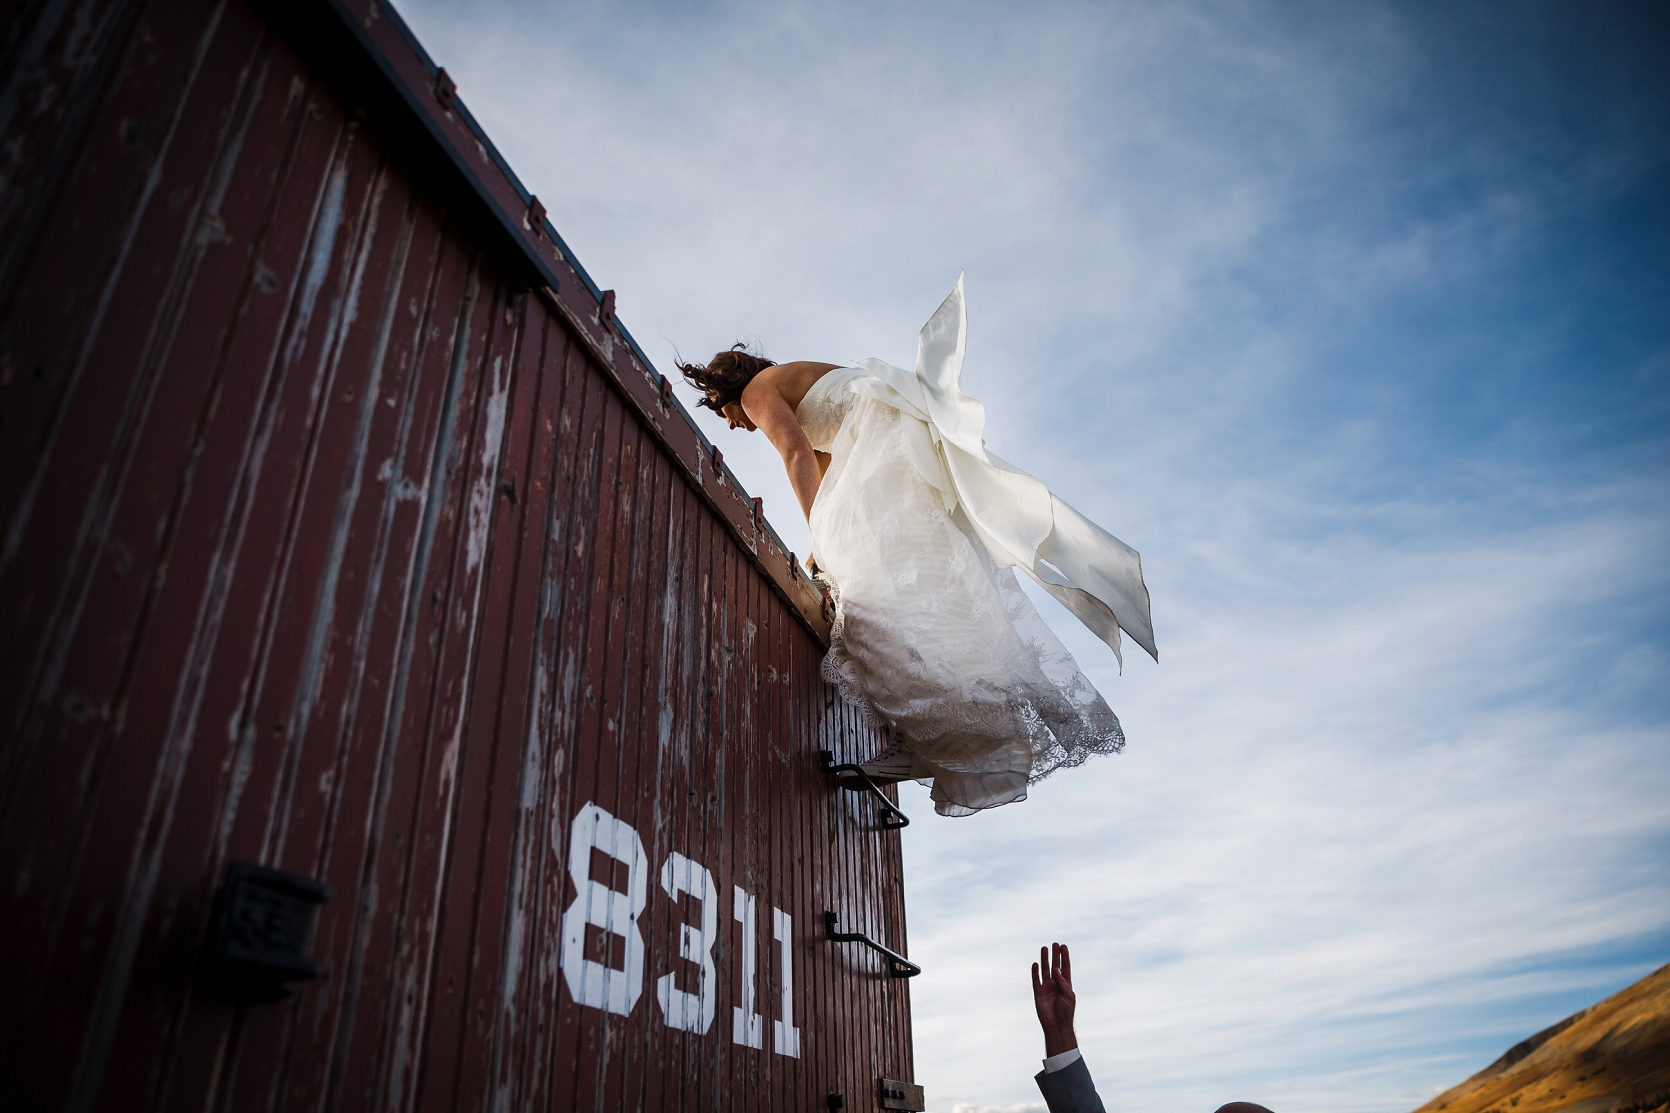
[679,278,1156,816]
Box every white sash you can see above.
[845,277,1157,665]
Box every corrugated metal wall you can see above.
[0,1,915,1110]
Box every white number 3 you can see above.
[656,852,718,1033]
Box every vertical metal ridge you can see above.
[299,183,421,885]
[0,0,237,749]
[491,309,559,1113]
[405,275,523,1113]
[318,197,459,1113]
[361,255,481,1113]
[54,4,246,1106]
[0,0,151,310]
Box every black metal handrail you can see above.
[824,912,921,978]
[819,750,909,829]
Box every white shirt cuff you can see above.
[1042,1048,1081,1074]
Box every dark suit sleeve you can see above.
[1032,1055,1107,1113]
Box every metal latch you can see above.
[879,1078,926,1110]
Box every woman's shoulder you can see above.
[744,361,840,396]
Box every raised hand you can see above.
[1031,942,1078,1058]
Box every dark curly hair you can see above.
[675,343,775,414]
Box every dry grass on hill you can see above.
[1413,961,1670,1113]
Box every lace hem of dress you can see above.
[816,572,890,736]
[816,571,1125,814]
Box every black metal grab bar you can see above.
[819,750,910,829]
[824,911,922,978]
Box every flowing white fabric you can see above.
[801,278,1156,816]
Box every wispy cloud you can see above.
[398,1,1669,1109]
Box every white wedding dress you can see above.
[801,278,1157,816]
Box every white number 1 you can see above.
[732,887,763,1048]
[773,907,800,1058]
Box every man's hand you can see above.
[1031,942,1078,1058]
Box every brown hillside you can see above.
[1412,961,1670,1113]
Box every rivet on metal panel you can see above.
[751,496,763,531]
[526,194,546,235]
[434,67,457,109]
[599,288,616,327]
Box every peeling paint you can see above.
[465,357,508,573]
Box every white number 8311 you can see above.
[558,801,799,1057]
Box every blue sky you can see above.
[396,1,1668,1109]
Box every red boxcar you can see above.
[0,1,918,1109]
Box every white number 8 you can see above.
[559,801,648,1016]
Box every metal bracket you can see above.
[879,1078,927,1111]
[820,750,909,829]
[202,861,332,1000]
[825,911,920,978]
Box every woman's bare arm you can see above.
[741,374,823,522]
